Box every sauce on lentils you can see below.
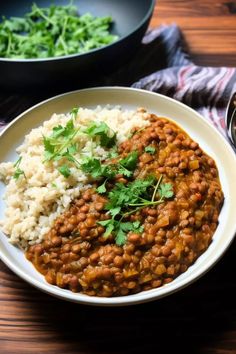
[26,114,224,297]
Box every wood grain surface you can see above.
[151,0,236,66]
[1,1,236,353]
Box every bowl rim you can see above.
[0,86,236,306]
[0,0,155,63]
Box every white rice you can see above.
[0,106,150,249]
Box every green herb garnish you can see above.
[96,179,108,194]
[119,151,138,171]
[97,175,174,245]
[43,118,119,178]
[98,219,144,246]
[0,3,118,59]
[13,156,25,180]
[80,151,138,181]
[43,118,80,162]
[145,146,156,154]
[84,121,117,148]
[70,107,79,119]
[107,147,119,159]
[58,164,71,178]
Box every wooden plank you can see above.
[151,16,236,30]
[150,1,236,65]
[152,0,235,16]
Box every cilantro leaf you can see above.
[67,144,77,155]
[84,121,117,148]
[132,220,144,233]
[100,175,174,245]
[105,176,155,212]
[62,119,76,138]
[43,118,80,163]
[115,222,142,246]
[98,219,115,238]
[104,222,115,238]
[109,206,121,218]
[13,156,25,180]
[43,136,55,161]
[116,227,126,246]
[96,179,107,194]
[51,125,65,139]
[145,146,156,154]
[58,165,71,178]
[13,168,25,180]
[80,158,102,178]
[119,151,138,171]
[70,107,79,118]
[107,147,119,159]
[159,183,174,199]
[98,218,144,246]
[0,3,118,59]
[117,165,133,178]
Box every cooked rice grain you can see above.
[0,106,150,248]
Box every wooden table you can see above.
[1,1,236,353]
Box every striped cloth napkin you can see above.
[106,24,236,138]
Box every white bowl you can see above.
[1,87,236,306]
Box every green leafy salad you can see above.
[0,2,118,59]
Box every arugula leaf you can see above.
[58,164,71,178]
[145,146,156,154]
[84,121,117,148]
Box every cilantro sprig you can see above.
[80,151,138,187]
[84,121,117,148]
[97,175,174,245]
[0,3,119,59]
[43,118,117,178]
[99,219,144,246]
[13,156,25,180]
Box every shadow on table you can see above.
[22,238,236,354]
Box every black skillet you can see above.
[0,0,155,92]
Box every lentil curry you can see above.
[26,113,224,297]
